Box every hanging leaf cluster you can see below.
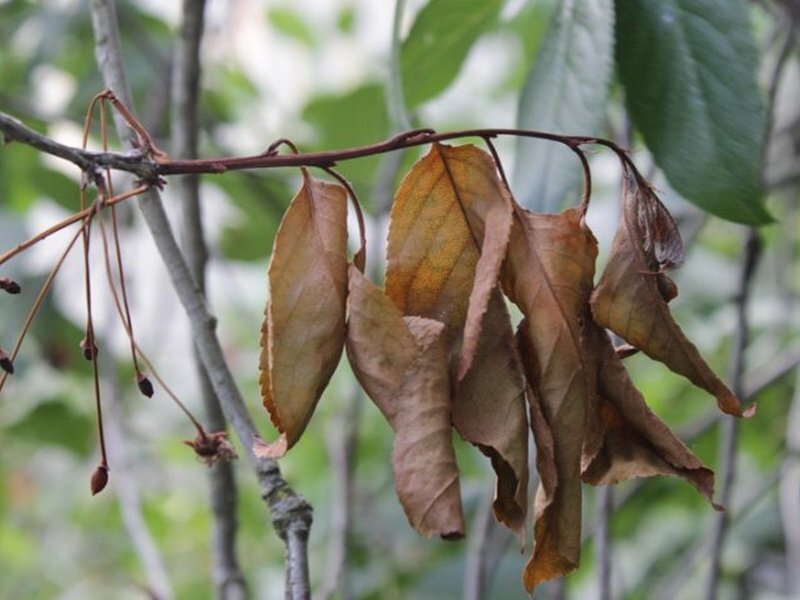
[256,143,751,592]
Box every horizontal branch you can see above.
[0,111,156,179]
[0,105,631,184]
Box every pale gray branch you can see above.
[704,229,762,600]
[89,2,312,598]
[170,0,248,598]
[103,360,174,600]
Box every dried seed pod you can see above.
[136,373,154,398]
[0,277,21,294]
[80,337,98,361]
[0,348,13,374]
[90,464,109,495]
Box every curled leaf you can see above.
[503,207,598,592]
[259,172,349,450]
[591,170,750,417]
[581,323,718,508]
[346,266,464,538]
[386,143,525,536]
[456,292,528,540]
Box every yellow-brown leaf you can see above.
[590,170,750,417]
[386,143,526,536]
[259,173,348,451]
[503,207,598,592]
[346,266,465,539]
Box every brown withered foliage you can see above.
[257,143,751,592]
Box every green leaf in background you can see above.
[7,400,94,456]
[302,83,389,197]
[513,0,614,213]
[267,7,317,48]
[400,0,503,109]
[616,0,771,225]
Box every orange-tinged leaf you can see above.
[259,172,348,450]
[581,323,718,506]
[346,266,465,539]
[386,143,511,333]
[591,170,751,417]
[503,207,598,592]
[456,292,528,540]
[385,142,526,536]
[386,143,479,323]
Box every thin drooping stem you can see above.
[704,228,762,600]
[171,0,248,597]
[89,2,312,599]
[0,225,84,393]
[101,351,175,600]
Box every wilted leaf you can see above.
[386,143,513,372]
[503,207,598,591]
[456,293,529,540]
[259,172,348,452]
[386,143,480,324]
[591,171,752,418]
[346,266,464,538]
[581,323,718,506]
[386,143,526,536]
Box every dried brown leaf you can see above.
[346,266,465,539]
[503,207,598,592]
[386,143,526,536]
[456,292,528,540]
[591,170,751,417]
[259,172,348,451]
[581,323,718,507]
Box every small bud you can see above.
[0,277,21,294]
[80,337,98,361]
[90,464,109,495]
[136,373,154,398]
[0,349,14,374]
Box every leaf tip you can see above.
[253,433,288,459]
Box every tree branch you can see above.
[170,0,249,598]
[0,105,625,184]
[704,228,762,599]
[88,1,312,598]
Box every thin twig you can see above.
[653,469,781,600]
[462,484,515,600]
[89,2,312,599]
[0,106,629,183]
[704,228,762,599]
[596,485,613,600]
[780,368,800,595]
[101,348,175,600]
[171,0,248,597]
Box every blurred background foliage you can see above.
[0,0,799,598]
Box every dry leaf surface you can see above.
[346,266,464,538]
[258,173,349,452]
